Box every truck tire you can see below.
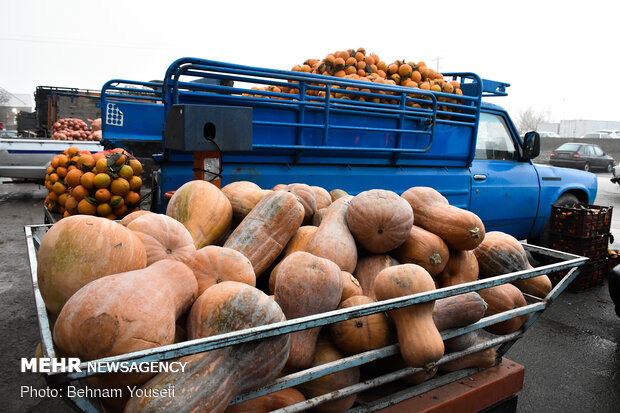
[528,193,580,255]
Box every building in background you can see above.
[537,120,620,138]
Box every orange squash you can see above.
[125,282,290,413]
[183,245,256,296]
[444,331,479,352]
[346,189,413,253]
[437,249,479,288]
[221,181,270,225]
[432,292,487,331]
[295,337,360,413]
[281,183,317,224]
[166,180,233,248]
[330,295,392,355]
[329,189,349,201]
[354,254,399,299]
[340,271,363,302]
[440,344,497,372]
[282,225,318,258]
[119,210,153,226]
[126,213,196,266]
[401,186,485,250]
[393,225,449,277]
[274,251,343,369]
[478,283,528,335]
[38,215,147,317]
[373,264,444,367]
[53,259,198,389]
[305,196,358,273]
[224,388,305,413]
[224,191,305,277]
[474,231,552,298]
[312,185,332,210]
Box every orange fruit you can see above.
[46,166,54,175]
[57,192,69,207]
[95,188,111,203]
[52,182,66,195]
[118,165,134,180]
[48,192,58,202]
[50,156,60,169]
[48,173,59,184]
[93,152,106,163]
[97,203,112,217]
[442,82,454,93]
[113,204,128,217]
[77,199,97,215]
[45,180,54,191]
[71,185,89,202]
[65,196,78,214]
[333,57,345,71]
[398,64,413,79]
[104,213,118,220]
[110,195,125,208]
[65,169,83,188]
[77,155,95,172]
[80,172,95,190]
[66,147,79,157]
[95,158,109,174]
[110,178,130,196]
[94,173,112,189]
[63,211,71,218]
[57,154,69,168]
[129,176,142,191]
[124,191,141,206]
[56,167,68,178]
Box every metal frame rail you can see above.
[25,224,586,413]
[161,58,486,163]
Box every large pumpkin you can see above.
[37,215,147,317]
[126,213,196,266]
[221,181,270,225]
[346,189,413,253]
[53,259,198,389]
[166,180,233,248]
[125,282,290,413]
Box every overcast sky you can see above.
[2,0,619,123]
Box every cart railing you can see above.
[25,224,587,412]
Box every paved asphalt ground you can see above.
[0,172,618,412]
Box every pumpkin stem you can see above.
[423,362,436,373]
[429,253,442,265]
[469,227,482,239]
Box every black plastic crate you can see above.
[549,203,612,238]
[549,258,607,291]
[548,233,609,261]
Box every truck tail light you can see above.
[572,152,581,158]
[193,151,222,188]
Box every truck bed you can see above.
[0,138,103,180]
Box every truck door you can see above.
[469,111,540,240]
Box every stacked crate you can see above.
[547,203,613,291]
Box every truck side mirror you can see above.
[523,131,540,160]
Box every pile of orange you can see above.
[245,48,463,109]
[44,147,143,220]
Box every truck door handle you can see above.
[473,174,487,181]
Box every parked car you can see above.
[538,131,560,138]
[549,142,615,172]
[0,130,18,138]
[581,130,620,139]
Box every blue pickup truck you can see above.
[100,57,596,243]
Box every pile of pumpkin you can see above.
[246,47,463,109]
[36,179,552,413]
[43,147,143,219]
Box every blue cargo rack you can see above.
[154,58,509,211]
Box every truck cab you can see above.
[100,58,597,242]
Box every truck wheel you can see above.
[607,163,614,173]
[528,193,580,255]
[583,162,590,172]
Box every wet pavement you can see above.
[0,173,618,412]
